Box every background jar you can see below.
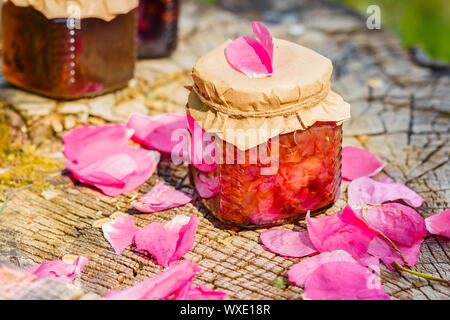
[1,1,138,99]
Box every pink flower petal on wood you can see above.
[102,215,140,254]
[348,176,424,208]
[132,182,192,213]
[63,124,130,163]
[169,282,227,300]
[260,229,317,258]
[134,215,199,267]
[105,259,201,300]
[287,250,356,287]
[225,22,273,78]
[356,203,426,246]
[306,206,378,259]
[303,261,390,300]
[425,209,450,238]
[126,113,188,156]
[367,236,423,271]
[27,256,88,283]
[342,146,384,181]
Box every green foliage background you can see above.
[332,0,450,62]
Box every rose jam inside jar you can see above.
[1,1,137,99]
[189,120,342,227]
[137,0,180,58]
[186,35,350,228]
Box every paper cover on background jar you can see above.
[7,0,138,21]
[188,39,351,150]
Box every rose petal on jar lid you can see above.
[348,176,425,208]
[287,250,356,287]
[105,259,202,300]
[169,281,227,300]
[355,203,427,247]
[425,209,450,238]
[132,182,192,213]
[126,113,188,157]
[306,206,378,259]
[102,215,140,255]
[260,229,317,258]
[302,261,390,300]
[225,22,273,78]
[367,236,423,271]
[134,215,199,267]
[27,256,88,283]
[342,146,384,181]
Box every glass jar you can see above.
[137,0,180,58]
[188,118,342,227]
[1,2,137,99]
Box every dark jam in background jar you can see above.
[137,0,180,58]
[1,2,137,99]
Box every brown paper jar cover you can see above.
[188,38,351,150]
[6,0,138,21]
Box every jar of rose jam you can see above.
[186,38,350,227]
[1,0,138,99]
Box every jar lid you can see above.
[6,0,138,21]
[188,39,351,150]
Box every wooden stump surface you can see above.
[0,0,449,300]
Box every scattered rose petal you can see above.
[63,124,130,163]
[356,203,427,246]
[126,113,188,157]
[134,215,199,267]
[342,146,384,181]
[367,236,423,271]
[194,174,219,198]
[225,22,273,78]
[169,281,227,300]
[132,182,192,213]
[66,144,159,196]
[425,209,450,238]
[187,114,217,172]
[27,256,88,283]
[102,215,140,254]
[348,176,425,208]
[260,229,317,258]
[303,261,390,300]
[306,206,378,259]
[105,260,201,300]
[287,250,356,287]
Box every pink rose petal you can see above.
[27,256,88,283]
[303,261,390,300]
[356,203,427,247]
[132,182,192,213]
[225,22,273,78]
[126,113,188,157]
[367,236,423,271]
[63,124,130,163]
[134,215,199,267]
[306,206,378,259]
[66,144,159,196]
[105,259,201,300]
[194,174,219,198]
[169,282,227,300]
[425,209,450,238]
[102,215,140,254]
[348,176,425,208]
[260,229,317,258]
[342,146,384,181]
[287,250,356,287]
[187,114,217,172]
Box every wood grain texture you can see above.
[0,0,448,300]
